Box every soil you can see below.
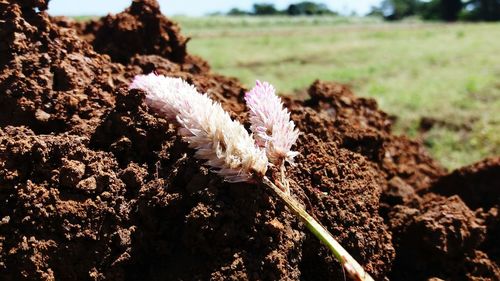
[0,0,498,280]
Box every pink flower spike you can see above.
[131,73,268,183]
[245,80,299,165]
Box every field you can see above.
[175,16,500,169]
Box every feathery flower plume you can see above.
[245,80,299,165]
[131,74,374,281]
[130,73,187,120]
[131,73,268,182]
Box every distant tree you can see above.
[367,5,385,17]
[379,0,420,20]
[252,3,279,15]
[420,0,463,21]
[287,4,301,15]
[286,1,335,15]
[461,0,500,21]
[418,0,440,20]
[442,0,464,21]
[227,8,247,16]
[370,0,499,21]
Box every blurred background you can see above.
[48,0,500,169]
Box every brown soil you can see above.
[0,0,498,280]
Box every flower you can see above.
[131,76,374,280]
[245,80,299,164]
[130,73,190,120]
[131,73,268,182]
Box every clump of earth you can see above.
[0,0,498,280]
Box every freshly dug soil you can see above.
[0,1,498,280]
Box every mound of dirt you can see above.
[0,0,498,280]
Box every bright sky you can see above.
[48,0,382,16]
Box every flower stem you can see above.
[278,162,290,194]
[262,176,374,281]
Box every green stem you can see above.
[262,176,374,281]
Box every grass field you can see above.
[174,16,500,170]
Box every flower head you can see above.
[245,80,299,164]
[131,73,268,182]
[130,74,190,120]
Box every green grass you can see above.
[174,16,500,169]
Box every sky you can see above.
[48,0,383,17]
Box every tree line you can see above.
[370,0,500,21]
[225,1,500,21]
[227,2,337,16]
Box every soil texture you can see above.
[0,1,498,280]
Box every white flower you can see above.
[245,80,299,165]
[131,73,268,182]
[130,73,190,120]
